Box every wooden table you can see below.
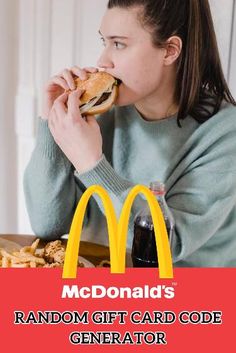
[0,234,132,267]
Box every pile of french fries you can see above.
[0,239,65,268]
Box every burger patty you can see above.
[79,92,111,109]
[94,92,111,106]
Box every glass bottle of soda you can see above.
[131,181,175,267]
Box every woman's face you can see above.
[97,6,167,107]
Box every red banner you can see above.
[0,268,234,352]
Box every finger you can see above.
[85,115,100,129]
[70,66,88,80]
[47,76,70,91]
[85,115,96,124]
[67,89,84,118]
[53,92,68,116]
[55,91,69,104]
[85,116,101,138]
[84,67,98,73]
[61,69,76,90]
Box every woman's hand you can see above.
[48,88,103,173]
[45,65,102,173]
[42,66,98,120]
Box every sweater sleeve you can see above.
[166,128,236,262]
[76,124,236,259]
[23,118,88,240]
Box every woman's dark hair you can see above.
[107,0,236,125]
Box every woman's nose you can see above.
[97,50,114,69]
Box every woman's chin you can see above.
[115,85,139,106]
[115,99,130,107]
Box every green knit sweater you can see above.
[24,103,236,267]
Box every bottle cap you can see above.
[149,181,166,195]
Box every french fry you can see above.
[19,246,32,254]
[30,239,40,254]
[11,263,29,268]
[30,261,37,268]
[1,250,20,263]
[2,256,10,268]
[13,252,45,265]
[19,239,40,255]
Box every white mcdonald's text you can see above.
[61,284,175,299]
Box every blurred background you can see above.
[0,0,235,236]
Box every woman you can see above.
[24,0,236,267]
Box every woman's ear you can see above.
[164,36,182,66]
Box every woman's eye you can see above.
[114,41,126,49]
[99,37,126,49]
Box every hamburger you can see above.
[74,71,120,115]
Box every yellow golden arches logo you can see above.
[63,185,173,279]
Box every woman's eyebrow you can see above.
[98,30,129,40]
